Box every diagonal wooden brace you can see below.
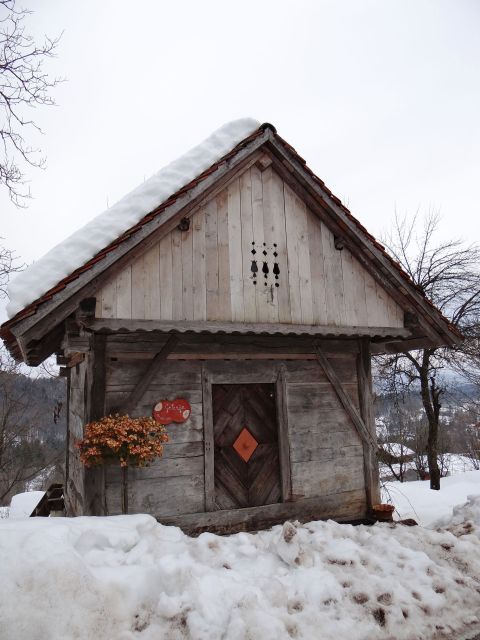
[117,333,179,416]
[313,343,377,449]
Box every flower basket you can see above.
[76,414,167,514]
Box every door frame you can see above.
[201,361,292,512]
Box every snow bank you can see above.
[9,491,45,519]
[6,118,260,318]
[384,469,480,526]
[1,505,480,640]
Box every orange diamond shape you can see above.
[233,427,258,463]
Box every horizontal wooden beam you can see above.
[110,352,320,361]
[158,489,367,535]
[84,317,411,339]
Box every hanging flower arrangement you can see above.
[77,414,168,513]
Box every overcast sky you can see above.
[2,0,480,320]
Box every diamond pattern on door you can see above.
[233,427,258,463]
[212,384,281,510]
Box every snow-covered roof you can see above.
[380,442,415,458]
[6,118,260,318]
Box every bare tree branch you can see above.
[377,213,480,490]
[0,0,63,205]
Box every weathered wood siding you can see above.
[95,166,403,329]
[285,358,365,515]
[100,342,367,523]
[104,360,205,516]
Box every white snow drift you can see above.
[6,118,260,318]
[1,494,480,640]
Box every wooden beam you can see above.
[84,334,107,516]
[116,333,179,415]
[90,334,107,421]
[356,339,381,511]
[202,366,215,512]
[157,489,367,536]
[276,364,292,502]
[313,343,376,449]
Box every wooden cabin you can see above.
[0,121,460,535]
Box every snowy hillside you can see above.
[1,475,480,640]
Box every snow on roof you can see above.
[9,490,45,518]
[6,118,260,318]
[380,442,415,458]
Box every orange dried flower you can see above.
[76,414,168,468]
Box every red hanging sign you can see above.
[152,398,191,424]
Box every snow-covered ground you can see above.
[384,469,480,527]
[1,473,480,640]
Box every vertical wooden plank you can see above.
[131,254,146,320]
[350,255,368,326]
[240,169,257,322]
[251,165,269,322]
[276,364,292,502]
[216,189,231,321]
[100,280,117,318]
[307,210,327,325]
[115,266,132,319]
[321,222,346,325]
[341,249,356,324]
[205,197,219,320]
[387,293,404,328]
[228,178,244,322]
[181,222,194,321]
[374,281,392,326]
[356,338,381,510]
[202,366,215,512]
[193,207,207,320]
[144,244,161,320]
[261,167,280,323]
[284,183,302,324]
[392,299,405,327]
[294,191,313,324]
[159,233,173,321]
[270,171,291,323]
[171,228,183,320]
[364,269,381,327]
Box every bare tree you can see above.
[0,239,22,298]
[1,0,62,205]
[376,213,480,490]
[0,348,64,503]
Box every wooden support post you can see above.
[202,366,215,512]
[356,339,381,510]
[84,334,107,516]
[117,333,179,415]
[276,364,292,502]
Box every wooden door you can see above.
[212,383,281,510]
